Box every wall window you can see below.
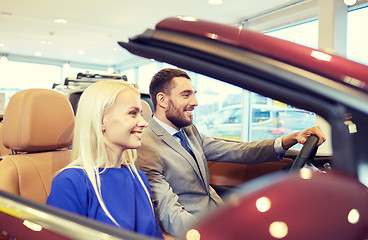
[266,20,318,48]
[120,68,135,84]
[347,6,368,65]
[194,75,315,147]
[0,61,61,112]
[266,6,368,66]
[194,75,243,141]
[137,62,159,93]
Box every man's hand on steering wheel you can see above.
[289,135,320,173]
[281,126,326,151]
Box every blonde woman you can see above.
[47,81,163,239]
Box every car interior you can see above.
[0,88,74,203]
[0,73,332,201]
[0,86,163,240]
[0,121,12,156]
[0,72,335,240]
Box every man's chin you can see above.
[183,116,193,126]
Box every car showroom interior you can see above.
[0,0,368,239]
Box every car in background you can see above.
[197,104,315,141]
[1,17,368,240]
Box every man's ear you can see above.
[156,92,168,109]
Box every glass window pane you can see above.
[194,75,243,141]
[347,6,368,65]
[194,76,316,149]
[266,20,318,48]
[120,68,135,83]
[0,61,61,111]
[137,62,158,93]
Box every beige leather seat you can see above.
[141,99,153,122]
[0,89,74,204]
[0,121,12,156]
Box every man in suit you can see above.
[136,68,325,237]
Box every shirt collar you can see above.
[153,115,181,135]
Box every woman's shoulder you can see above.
[120,165,148,181]
[54,167,86,182]
[136,168,147,178]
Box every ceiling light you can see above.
[112,47,122,52]
[344,0,357,6]
[41,40,51,45]
[77,50,85,55]
[0,43,4,47]
[54,18,68,24]
[34,51,42,56]
[208,0,223,5]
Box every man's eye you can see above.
[130,111,138,116]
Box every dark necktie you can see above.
[174,131,194,158]
[174,131,205,182]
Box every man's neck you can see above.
[153,112,179,130]
[153,115,180,136]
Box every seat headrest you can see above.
[3,89,74,152]
[141,99,152,122]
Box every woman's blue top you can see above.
[47,165,163,239]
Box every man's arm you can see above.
[187,125,279,164]
[282,126,326,150]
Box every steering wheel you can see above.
[289,135,319,173]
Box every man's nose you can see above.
[190,95,198,106]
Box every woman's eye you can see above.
[129,111,138,116]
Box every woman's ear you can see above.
[101,115,106,133]
[156,92,168,109]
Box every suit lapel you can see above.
[184,129,209,188]
[149,118,208,188]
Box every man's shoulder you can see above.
[138,125,162,155]
[141,125,159,142]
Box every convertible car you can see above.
[1,16,368,240]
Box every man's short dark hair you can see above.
[149,68,190,110]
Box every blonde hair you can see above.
[61,80,153,226]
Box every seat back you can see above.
[141,99,153,122]
[0,89,74,203]
[0,121,12,156]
